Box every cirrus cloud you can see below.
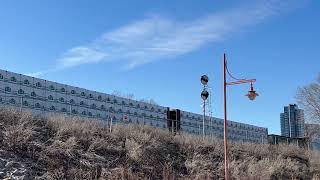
[29,0,303,77]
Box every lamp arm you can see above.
[226,79,256,86]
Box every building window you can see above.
[23,101,28,106]
[0,74,3,79]
[11,77,17,82]
[122,101,125,105]
[31,92,36,97]
[18,89,24,94]
[129,102,133,106]
[61,88,65,93]
[88,112,92,116]
[80,101,84,105]
[48,95,54,100]
[10,98,16,104]
[113,99,117,104]
[61,108,67,112]
[59,97,64,102]
[5,87,11,92]
[81,92,86,97]
[137,104,140,108]
[91,104,96,108]
[49,85,55,91]
[70,99,75,104]
[119,109,122,113]
[36,82,42,87]
[98,96,102,101]
[158,109,161,113]
[35,103,41,108]
[151,107,154,111]
[144,106,148,109]
[107,97,110,102]
[134,112,138,116]
[71,90,76,94]
[50,106,56,111]
[72,109,77,114]
[89,94,93,98]
[109,107,113,112]
[101,105,105,110]
[82,111,87,115]
[23,80,29,85]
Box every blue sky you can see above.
[0,0,319,134]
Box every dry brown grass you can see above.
[0,108,319,179]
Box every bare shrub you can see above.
[47,115,109,140]
[0,108,319,179]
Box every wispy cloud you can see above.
[30,0,301,76]
[58,47,109,68]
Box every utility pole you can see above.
[223,54,229,180]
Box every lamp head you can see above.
[246,83,259,101]
[246,90,259,101]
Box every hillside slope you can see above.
[0,108,319,179]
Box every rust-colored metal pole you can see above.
[223,53,229,180]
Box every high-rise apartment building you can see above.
[280,104,305,138]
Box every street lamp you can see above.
[223,53,258,180]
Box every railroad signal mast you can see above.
[200,75,209,138]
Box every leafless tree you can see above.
[126,93,135,100]
[139,98,158,105]
[296,74,320,124]
[111,90,122,97]
[112,90,158,104]
[149,98,158,105]
[297,74,320,141]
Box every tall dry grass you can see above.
[0,108,319,179]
